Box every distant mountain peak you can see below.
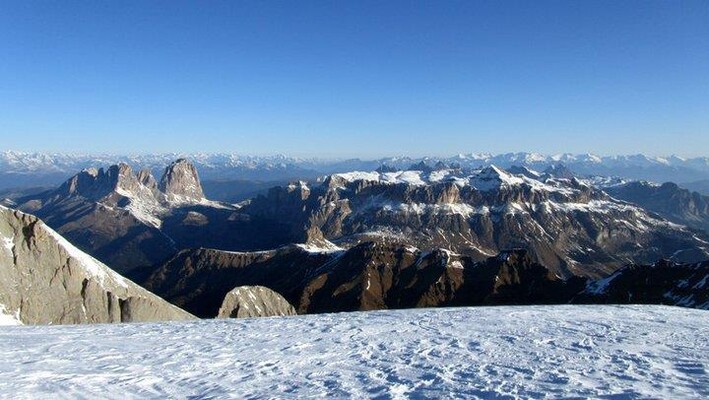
[159,158,205,204]
[543,163,575,179]
[472,165,524,190]
[1,151,708,190]
[59,163,139,200]
[506,165,541,179]
[479,164,507,177]
[408,160,434,173]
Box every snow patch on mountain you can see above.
[114,187,167,228]
[2,236,13,254]
[585,272,621,295]
[335,171,382,182]
[381,170,427,185]
[334,166,581,197]
[3,151,708,187]
[0,305,21,326]
[470,165,524,190]
[296,240,345,254]
[381,202,488,217]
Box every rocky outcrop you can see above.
[143,246,321,317]
[0,206,195,325]
[296,245,586,313]
[217,286,297,318]
[159,158,205,204]
[54,163,156,203]
[574,259,709,309]
[542,164,575,179]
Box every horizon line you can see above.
[2,149,707,162]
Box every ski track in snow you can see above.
[0,305,707,399]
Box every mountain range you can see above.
[2,156,709,324]
[7,159,709,277]
[2,151,709,193]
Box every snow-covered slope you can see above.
[0,305,706,399]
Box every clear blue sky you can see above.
[1,1,707,158]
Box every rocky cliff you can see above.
[0,206,195,325]
[159,158,206,204]
[7,159,240,273]
[241,166,709,278]
[8,163,709,280]
[606,181,709,233]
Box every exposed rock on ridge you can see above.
[0,205,195,325]
[242,165,709,277]
[9,162,709,280]
[217,286,297,318]
[607,181,709,233]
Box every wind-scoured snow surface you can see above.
[0,305,707,399]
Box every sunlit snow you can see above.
[0,305,706,399]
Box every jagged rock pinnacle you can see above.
[159,158,205,204]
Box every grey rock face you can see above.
[607,181,709,233]
[0,206,195,325]
[57,163,151,202]
[159,158,205,204]
[218,286,296,318]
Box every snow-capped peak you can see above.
[470,165,524,191]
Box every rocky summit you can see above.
[6,159,238,273]
[159,158,206,205]
[606,181,709,233]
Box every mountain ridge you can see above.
[2,151,708,190]
[7,159,709,279]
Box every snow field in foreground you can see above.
[0,305,707,399]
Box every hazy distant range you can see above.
[1,151,708,200]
